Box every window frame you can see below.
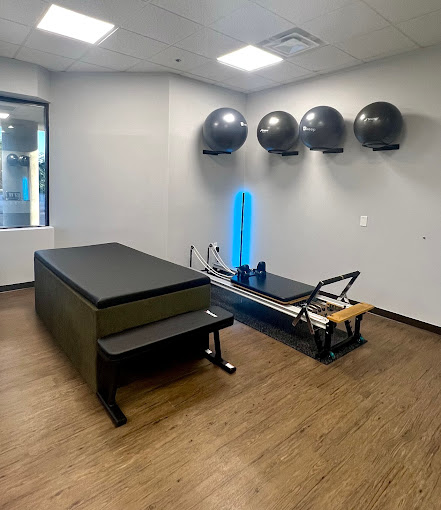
[0,95,49,228]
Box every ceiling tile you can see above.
[0,40,19,58]
[121,3,201,44]
[67,61,114,72]
[209,3,294,44]
[255,60,313,82]
[364,0,441,24]
[0,18,31,45]
[252,82,279,92]
[100,29,168,60]
[221,73,276,91]
[181,72,217,86]
[398,10,441,47]
[217,82,247,93]
[336,26,417,61]
[149,46,210,71]
[289,45,360,71]
[50,0,146,26]
[253,0,353,25]
[302,1,389,44]
[0,0,47,26]
[190,60,244,81]
[25,30,90,59]
[15,46,75,71]
[150,0,249,26]
[175,28,243,59]
[126,60,172,72]
[81,47,141,70]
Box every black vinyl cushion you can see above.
[231,272,314,303]
[98,306,233,359]
[35,243,210,309]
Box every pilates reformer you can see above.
[190,244,374,361]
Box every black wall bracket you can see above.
[268,149,299,156]
[310,147,344,154]
[363,143,400,151]
[203,150,232,155]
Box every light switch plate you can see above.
[360,215,368,227]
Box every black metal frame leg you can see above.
[322,322,335,360]
[355,314,365,342]
[96,353,127,427]
[204,330,236,374]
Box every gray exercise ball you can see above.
[300,106,345,150]
[202,108,248,153]
[19,155,30,167]
[6,153,19,166]
[257,111,298,152]
[354,101,403,148]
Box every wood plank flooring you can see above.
[1,288,441,509]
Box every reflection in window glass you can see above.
[0,98,48,228]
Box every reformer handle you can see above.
[318,271,360,287]
[307,271,360,305]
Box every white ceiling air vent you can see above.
[260,28,324,58]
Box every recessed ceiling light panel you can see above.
[0,113,10,119]
[217,45,282,72]
[37,4,115,44]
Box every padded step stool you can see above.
[97,306,236,426]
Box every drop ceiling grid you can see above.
[0,0,440,92]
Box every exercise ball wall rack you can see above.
[202,150,232,155]
[268,149,299,156]
[362,143,400,151]
[310,147,344,154]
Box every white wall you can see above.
[0,227,54,285]
[167,75,246,266]
[4,51,439,326]
[245,46,441,326]
[0,58,52,287]
[0,57,50,101]
[49,72,246,266]
[49,72,170,258]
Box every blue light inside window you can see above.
[22,177,29,201]
[232,191,252,267]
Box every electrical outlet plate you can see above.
[360,216,368,227]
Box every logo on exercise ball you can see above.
[240,121,247,127]
[303,126,316,132]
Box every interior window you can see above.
[0,98,48,228]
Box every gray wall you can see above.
[44,47,441,326]
[245,46,441,326]
[0,56,50,101]
[50,72,171,257]
[0,58,53,285]
[167,75,246,266]
[49,72,246,265]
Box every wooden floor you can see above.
[1,289,441,510]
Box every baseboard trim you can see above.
[321,291,441,336]
[0,281,34,293]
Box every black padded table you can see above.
[231,272,315,304]
[97,306,236,426]
[35,242,209,309]
[34,243,211,392]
